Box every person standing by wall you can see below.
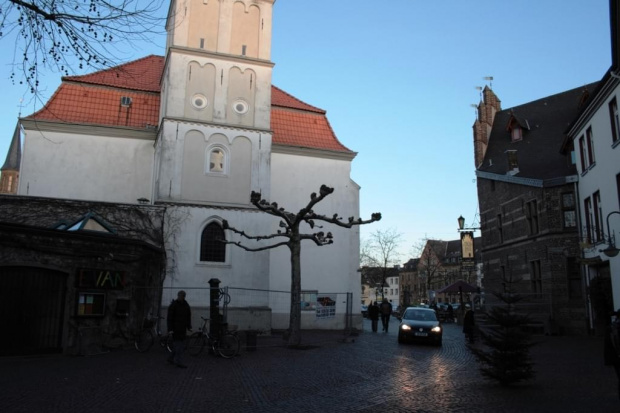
[167,290,192,368]
[463,303,475,343]
[379,299,392,333]
[368,301,380,332]
[604,309,620,400]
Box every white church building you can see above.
[5,0,365,337]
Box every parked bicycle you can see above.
[188,316,240,359]
[135,316,173,353]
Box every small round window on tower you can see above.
[232,99,249,115]
[191,94,208,109]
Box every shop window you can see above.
[77,292,106,316]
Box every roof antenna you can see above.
[483,76,494,89]
[470,103,478,117]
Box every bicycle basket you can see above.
[142,318,155,329]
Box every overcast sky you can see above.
[0,0,613,261]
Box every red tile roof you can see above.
[28,83,160,128]
[63,55,164,93]
[25,56,354,154]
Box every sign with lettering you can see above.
[460,231,475,268]
[77,269,126,290]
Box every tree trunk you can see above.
[288,234,302,347]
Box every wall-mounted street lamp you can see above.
[601,211,620,258]
[457,215,481,232]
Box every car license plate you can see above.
[414,332,428,337]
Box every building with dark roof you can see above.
[473,0,620,336]
[474,84,596,335]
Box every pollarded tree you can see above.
[223,185,381,347]
[1,0,166,92]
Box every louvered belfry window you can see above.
[200,222,225,262]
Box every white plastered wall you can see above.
[574,82,620,308]
[18,129,154,203]
[269,151,361,329]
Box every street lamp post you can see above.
[601,211,620,258]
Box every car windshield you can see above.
[403,309,437,322]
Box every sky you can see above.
[0,0,613,262]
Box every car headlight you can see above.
[431,326,442,333]
[400,325,411,331]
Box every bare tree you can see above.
[360,228,402,301]
[0,0,166,92]
[223,185,381,347]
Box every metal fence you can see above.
[140,286,356,335]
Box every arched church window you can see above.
[200,222,226,262]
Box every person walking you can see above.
[368,301,380,332]
[167,290,192,368]
[604,309,620,400]
[379,299,392,333]
[447,303,454,323]
[463,304,475,343]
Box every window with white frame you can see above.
[579,135,588,171]
[511,126,522,142]
[586,127,596,166]
[584,197,593,243]
[593,191,603,243]
[609,97,619,144]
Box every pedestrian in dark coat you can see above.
[379,299,392,333]
[167,290,192,368]
[447,303,454,323]
[604,309,620,400]
[463,304,475,343]
[368,301,380,332]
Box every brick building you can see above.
[474,85,596,335]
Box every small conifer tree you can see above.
[468,273,536,386]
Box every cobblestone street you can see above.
[1,319,618,412]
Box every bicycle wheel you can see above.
[160,334,173,353]
[187,332,206,357]
[216,332,240,359]
[134,329,154,353]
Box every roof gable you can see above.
[23,56,353,154]
[1,122,21,170]
[478,83,598,180]
[63,55,164,93]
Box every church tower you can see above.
[0,122,21,194]
[156,0,274,206]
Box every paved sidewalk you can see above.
[0,319,618,412]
